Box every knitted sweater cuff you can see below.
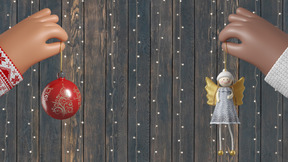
[265,47,288,98]
[0,46,23,97]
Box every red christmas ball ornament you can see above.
[41,72,81,120]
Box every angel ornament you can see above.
[205,70,245,156]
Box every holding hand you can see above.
[227,94,233,100]
[219,7,288,75]
[0,8,68,74]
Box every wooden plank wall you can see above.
[0,0,287,161]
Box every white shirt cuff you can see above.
[264,47,288,98]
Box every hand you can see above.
[0,8,68,74]
[227,95,233,100]
[219,7,288,75]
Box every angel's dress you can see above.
[210,87,240,124]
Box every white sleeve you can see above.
[264,47,288,98]
[0,46,23,97]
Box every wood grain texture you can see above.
[172,0,195,161]
[238,1,262,162]
[194,0,217,161]
[150,0,173,161]
[0,1,17,161]
[39,0,62,161]
[283,0,288,161]
[128,0,150,162]
[83,0,106,161]
[61,0,84,161]
[17,0,40,161]
[106,0,128,162]
[261,1,283,162]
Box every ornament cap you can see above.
[57,71,65,78]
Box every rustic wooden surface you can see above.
[17,1,40,162]
[150,0,172,162]
[0,0,287,161]
[84,0,106,161]
[261,1,283,162]
[128,0,150,162]
[0,1,17,162]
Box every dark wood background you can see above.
[0,0,286,161]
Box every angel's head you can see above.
[217,70,234,87]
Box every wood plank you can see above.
[216,1,239,161]
[106,0,128,161]
[283,0,288,161]
[194,0,217,161]
[0,1,17,161]
[128,0,150,161]
[150,0,172,161]
[261,1,283,162]
[83,0,106,161]
[238,1,262,162]
[172,0,195,161]
[39,0,62,161]
[17,0,40,161]
[61,0,84,162]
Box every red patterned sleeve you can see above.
[0,46,23,97]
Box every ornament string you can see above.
[60,42,63,73]
[224,42,228,71]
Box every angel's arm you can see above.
[228,90,233,99]
[216,91,220,102]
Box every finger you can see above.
[221,42,242,58]
[44,25,68,42]
[45,42,66,58]
[236,7,256,18]
[43,22,60,27]
[219,25,244,42]
[38,15,59,23]
[30,8,51,18]
[228,14,249,22]
[225,22,243,27]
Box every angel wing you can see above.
[231,77,245,106]
[205,77,218,106]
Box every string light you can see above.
[208,0,217,155]
[250,0,261,158]
[106,0,121,159]
[78,0,85,155]
[132,0,142,159]
[274,0,282,157]
[151,0,163,158]
[60,0,85,157]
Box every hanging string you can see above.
[60,42,63,72]
[224,41,228,71]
